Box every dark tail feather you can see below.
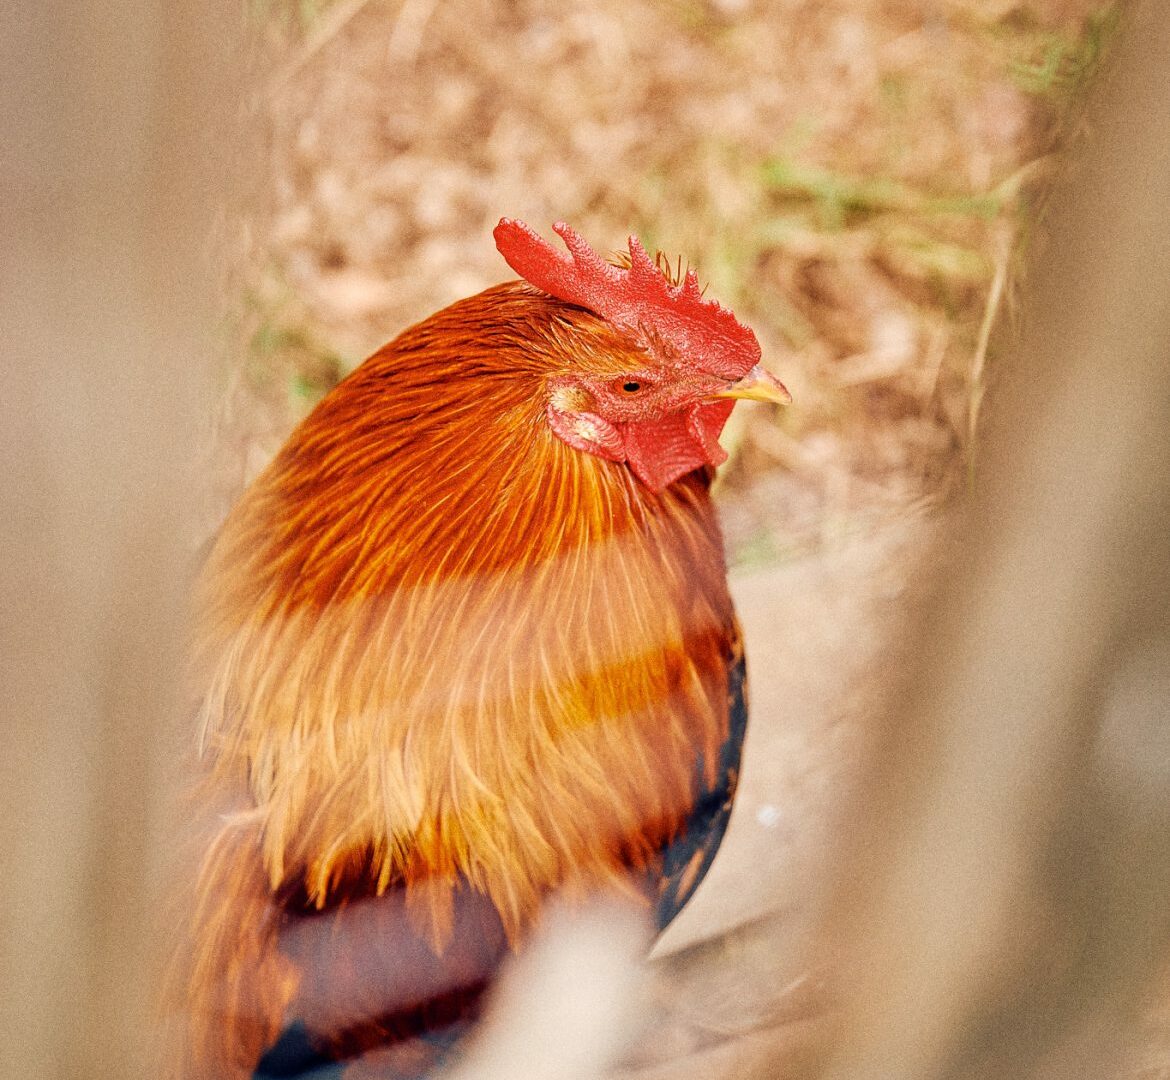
[255,882,509,1079]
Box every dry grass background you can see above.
[213,0,1115,561]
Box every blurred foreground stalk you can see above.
[0,4,236,1079]
[813,2,1170,1078]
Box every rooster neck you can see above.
[212,283,713,608]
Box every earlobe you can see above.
[546,401,626,462]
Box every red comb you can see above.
[493,219,760,380]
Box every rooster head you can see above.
[494,218,790,493]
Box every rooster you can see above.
[173,219,789,1079]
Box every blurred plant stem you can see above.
[0,3,239,1078]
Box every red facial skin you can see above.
[545,366,737,493]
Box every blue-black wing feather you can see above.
[652,622,748,929]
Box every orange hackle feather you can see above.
[175,282,738,1078]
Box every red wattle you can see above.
[620,401,735,493]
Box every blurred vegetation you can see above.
[241,280,351,419]
[1002,3,1120,98]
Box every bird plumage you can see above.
[171,224,784,1079]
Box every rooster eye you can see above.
[621,381,642,393]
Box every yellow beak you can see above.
[712,364,792,406]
